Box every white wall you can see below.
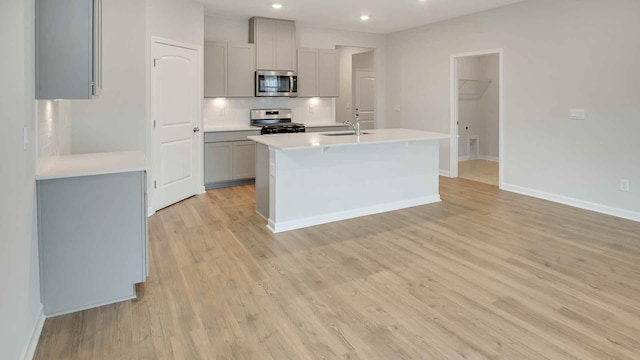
[478,54,499,159]
[68,0,146,154]
[37,100,72,171]
[205,16,387,127]
[147,0,204,45]
[386,0,640,218]
[0,0,43,359]
[457,54,499,160]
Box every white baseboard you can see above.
[147,206,155,217]
[20,305,45,360]
[502,183,640,223]
[458,155,470,161]
[268,195,442,233]
[439,169,451,178]
[479,154,499,162]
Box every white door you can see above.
[354,70,376,130]
[152,42,201,211]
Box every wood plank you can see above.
[34,177,640,359]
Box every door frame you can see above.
[449,49,504,188]
[149,37,204,215]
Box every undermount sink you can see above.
[321,132,372,137]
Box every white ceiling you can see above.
[197,0,526,34]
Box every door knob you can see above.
[193,127,200,133]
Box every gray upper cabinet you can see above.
[249,17,296,71]
[36,0,102,100]
[204,42,227,98]
[297,48,339,97]
[297,49,318,97]
[204,42,255,98]
[228,43,256,97]
[317,50,339,97]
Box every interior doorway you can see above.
[336,46,376,128]
[450,50,503,187]
[151,38,202,212]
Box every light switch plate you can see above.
[570,109,586,120]
[23,127,29,150]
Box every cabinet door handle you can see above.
[193,127,200,133]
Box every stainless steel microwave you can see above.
[255,71,298,97]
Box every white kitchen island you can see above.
[248,129,450,233]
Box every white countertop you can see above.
[36,151,148,180]
[248,129,451,151]
[204,123,348,133]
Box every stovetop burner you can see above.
[250,109,306,135]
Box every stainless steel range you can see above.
[250,109,306,135]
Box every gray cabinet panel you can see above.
[205,142,233,183]
[37,171,147,316]
[253,18,276,70]
[204,42,227,98]
[228,43,256,97]
[297,49,318,98]
[250,17,296,71]
[233,141,256,180]
[204,130,259,143]
[275,20,296,71]
[295,48,339,97]
[318,50,339,97]
[36,0,103,99]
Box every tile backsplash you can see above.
[203,97,336,128]
[37,100,71,171]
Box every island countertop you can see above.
[248,128,450,151]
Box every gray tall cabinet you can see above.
[36,0,103,99]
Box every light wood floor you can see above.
[34,178,640,359]
[459,159,499,186]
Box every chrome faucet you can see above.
[344,112,362,136]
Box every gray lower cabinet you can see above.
[205,131,258,188]
[37,171,148,316]
[204,142,233,183]
[233,141,257,179]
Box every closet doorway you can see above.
[450,50,503,187]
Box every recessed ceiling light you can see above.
[272,4,282,9]
[360,15,370,21]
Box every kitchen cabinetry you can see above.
[297,48,339,97]
[204,42,256,98]
[204,42,227,98]
[36,152,148,316]
[249,17,296,71]
[205,131,260,188]
[36,0,102,99]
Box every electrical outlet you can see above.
[570,109,586,120]
[620,179,630,192]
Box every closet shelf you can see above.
[458,79,492,100]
